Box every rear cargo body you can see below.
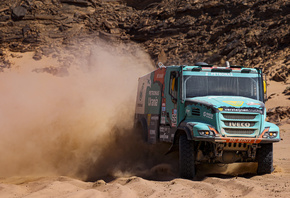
[134,64,280,179]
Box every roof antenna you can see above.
[225,61,230,68]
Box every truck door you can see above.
[160,68,180,142]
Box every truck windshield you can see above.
[184,75,260,100]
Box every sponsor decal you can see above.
[223,101,244,107]
[211,73,233,76]
[156,74,164,78]
[154,68,166,80]
[149,90,160,96]
[135,73,151,115]
[227,138,260,143]
[160,126,169,132]
[148,97,158,106]
[246,102,262,106]
[160,126,170,141]
[215,137,262,144]
[162,98,166,107]
[147,79,151,87]
[203,112,213,119]
[161,117,166,124]
[172,109,177,127]
[228,122,251,127]
[149,115,159,126]
[153,68,166,96]
[222,107,263,114]
[139,83,144,101]
[160,134,169,139]
[161,101,166,124]
[150,130,156,135]
[151,115,159,121]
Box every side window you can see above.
[169,72,178,102]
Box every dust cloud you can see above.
[0,40,154,180]
[196,163,258,178]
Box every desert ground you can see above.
[0,118,289,198]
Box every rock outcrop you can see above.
[0,0,289,68]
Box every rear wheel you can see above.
[179,134,195,179]
[135,121,148,142]
[257,143,273,174]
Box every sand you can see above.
[0,52,289,198]
[0,127,290,198]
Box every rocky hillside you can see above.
[1,0,289,69]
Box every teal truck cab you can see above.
[134,62,280,179]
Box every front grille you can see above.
[222,114,256,120]
[224,129,255,135]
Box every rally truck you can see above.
[134,62,280,179]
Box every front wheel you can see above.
[179,134,195,179]
[257,143,273,174]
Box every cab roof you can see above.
[182,65,259,74]
[157,62,262,74]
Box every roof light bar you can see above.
[211,68,232,72]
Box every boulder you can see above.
[33,51,42,61]
[271,73,286,82]
[282,87,290,95]
[11,6,27,20]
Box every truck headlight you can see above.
[262,131,278,138]
[198,130,215,136]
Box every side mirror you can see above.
[263,75,268,102]
[170,77,177,104]
[263,81,267,94]
[171,78,175,91]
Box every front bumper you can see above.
[193,136,280,143]
[186,122,280,144]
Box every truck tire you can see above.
[257,143,273,174]
[179,134,195,179]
